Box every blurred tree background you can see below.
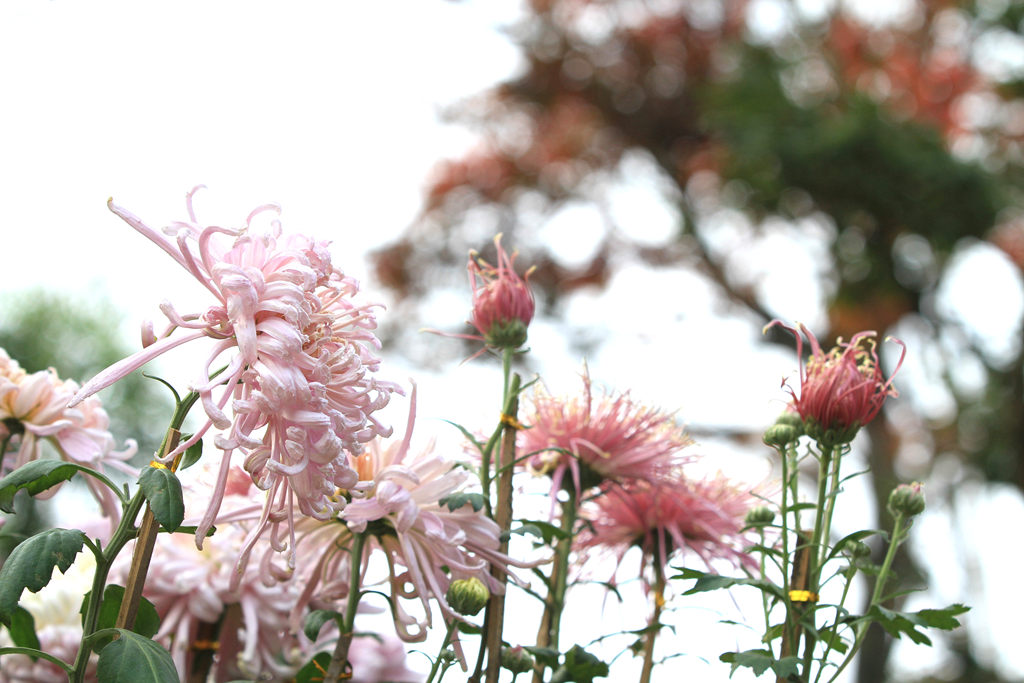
[373,1,1024,681]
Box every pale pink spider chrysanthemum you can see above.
[69,188,399,567]
[293,390,532,656]
[518,368,692,499]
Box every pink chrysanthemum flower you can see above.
[131,525,309,681]
[346,632,420,683]
[518,368,692,499]
[70,188,398,566]
[0,348,136,524]
[467,234,535,351]
[577,471,758,578]
[765,320,906,446]
[292,390,530,654]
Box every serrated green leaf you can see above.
[303,609,341,641]
[676,568,786,601]
[513,520,569,545]
[0,460,93,513]
[911,604,970,630]
[550,645,609,683]
[95,630,177,682]
[9,605,41,653]
[0,528,85,626]
[720,650,800,678]
[138,467,184,533]
[868,605,933,645]
[438,492,484,513]
[178,438,203,471]
[79,585,160,649]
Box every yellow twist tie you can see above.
[149,460,168,470]
[190,639,219,651]
[500,413,524,430]
[789,590,819,603]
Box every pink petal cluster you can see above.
[577,472,757,578]
[766,321,906,445]
[518,368,692,498]
[70,188,399,566]
[294,391,530,652]
[0,347,136,523]
[468,234,535,351]
[131,523,310,681]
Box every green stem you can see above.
[0,646,75,674]
[532,490,577,683]
[425,620,459,683]
[826,513,907,683]
[778,443,794,657]
[639,559,666,683]
[799,445,834,677]
[817,450,844,572]
[813,563,856,683]
[325,532,367,681]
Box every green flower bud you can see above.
[744,505,775,528]
[446,577,489,616]
[439,649,457,664]
[763,412,804,447]
[840,539,871,559]
[887,482,926,518]
[501,645,535,674]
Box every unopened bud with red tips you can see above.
[446,577,489,616]
[469,234,535,350]
[501,645,535,674]
[888,482,926,518]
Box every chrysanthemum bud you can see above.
[446,577,489,616]
[840,538,872,559]
[744,505,775,528]
[763,411,804,447]
[888,482,926,518]
[469,235,535,351]
[501,645,535,674]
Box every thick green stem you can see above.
[798,446,834,676]
[325,532,367,681]
[485,373,520,683]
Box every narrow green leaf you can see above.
[95,630,177,682]
[0,528,85,626]
[0,460,93,513]
[138,467,184,532]
[303,609,341,641]
[178,438,203,471]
